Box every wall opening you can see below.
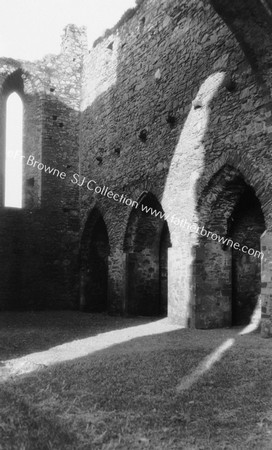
[80,211,110,312]
[228,186,265,325]
[159,221,171,316]
[4,92,23,208]
[195,165,266,328]
[124,192,171,316]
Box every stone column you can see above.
[260,231,272,338]
[167,244,192,327]
[108,248,127,314]
[193,240,232,329]
[124,250,160,316]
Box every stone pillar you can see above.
[193,240,232,329]
[167,245,192,327]
[260,231,272,338]
[124,251,160,316]
[108,248,127,315]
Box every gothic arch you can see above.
[0,66,44,208]
[118,181,163,250]
[197,153,271,228]
[123,192,171,316]
[194,163,266,328]
[4,92,23,207]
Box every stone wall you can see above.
[1,0,272,334]
[0,25,87,310]
[79,0,272,333]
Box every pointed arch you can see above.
[196,153,271,228]
[123,192,171,316]
[4,92,23,207]
[80,207,110,312]
[195,164,266,328]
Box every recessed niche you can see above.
[107,42,114,50]
[50,87,55,92]
[139,129,148,142]
[154,69,161,81]
[96,156,103,164]
[225,78,236,92]
[192,99,202,109]
[140,17,146,28]
[114,147,121,155]
[166,113,176,128]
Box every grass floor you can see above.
[0,312,272,449]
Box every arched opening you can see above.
[5,92,23,208]
[159,221,171,316]
[124,193,171,316]
[80,210,110,312]
[195,165,266,328]
[228,186,265,325]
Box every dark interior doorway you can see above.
[81,212,110,312]
[124,193,171,317]
[159,222,171,317]
[196,165,266,329]
[229,186,265,325]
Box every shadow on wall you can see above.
[163,70,268,328]
[79,208,110,312]
[79,0,272,329]
[0,66,81,310]
[194,165,266,329]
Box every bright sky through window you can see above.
[5,93,23,208]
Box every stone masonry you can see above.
[1,0,272,336]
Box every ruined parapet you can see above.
[61,24,88,57]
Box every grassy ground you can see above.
[0,312,272,449]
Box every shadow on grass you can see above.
[0,311,161,360]
[1,322,272,449]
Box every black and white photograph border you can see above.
[0,0,272,449]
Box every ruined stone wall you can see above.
[0,25,87,310]
[1,0,272,331]
[79,0,272,331]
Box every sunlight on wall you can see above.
[162,72,226,241]
[81,35,120,112]
[161,72,226,324]
[5,92,23,208]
